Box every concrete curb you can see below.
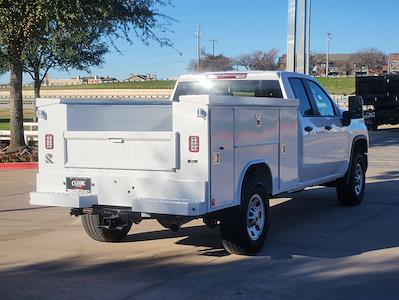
[0,162,38,170]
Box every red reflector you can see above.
[45,134,54,149]
[206,73,247,80]
[189,136,200,152]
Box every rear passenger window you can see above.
[289,78,313,116]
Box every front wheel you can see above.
[220,179,270,255]
[336,153,366,206]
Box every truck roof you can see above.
[177,71,309,82]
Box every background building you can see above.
[127,74,157,82]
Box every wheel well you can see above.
[319,137,368,188]
[353,138,367,155]
[242,163,273,195]
[352,138,368,170]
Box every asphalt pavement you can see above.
[0,126,399,300]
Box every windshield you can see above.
[173,80,283,101]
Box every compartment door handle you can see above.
[109,138,124,143]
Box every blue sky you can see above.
[1,0,399,83]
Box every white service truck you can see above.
[30,71,368,255]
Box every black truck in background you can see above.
[356,75,399,130]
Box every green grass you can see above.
[0,119,9,130]
[0,109,34,131]
[0,80,176,91]
[0,121,36,131]
[316,77,355,96]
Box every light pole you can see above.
[326,32,332,77]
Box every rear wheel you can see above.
[82,214,132,242]
[337,153,366,206]
[220,178,270,255]
[157,218,181,232]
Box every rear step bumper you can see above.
[30,192,98,208]
[30,192,207,216]
[132,198,206,216]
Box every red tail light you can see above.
[45,134,54,149]
[189,136,200,152]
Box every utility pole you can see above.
[196,24,202,72]
[287,0,311,74]
[287,0,297,72]
[209,39,217,56]
[305,0,311,74]
[326,32,332,77]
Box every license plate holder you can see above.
[66,177,92,192]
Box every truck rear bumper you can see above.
[132,198,206,216]
[30,191,98,208]
[32,173,209,216]
[30,191,207,217]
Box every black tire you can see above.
[82,214,132,242]
[220,179,270,255]
[337,153,366,206]
[157,218,181,232]
[371,123,378,131]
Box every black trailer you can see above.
[356,75,399,130]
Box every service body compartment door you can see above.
[279,109,299,191]
[64,131,177,171]
[210,108,234,211]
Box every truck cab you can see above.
[30,71,369,255]
[172,71,368,190]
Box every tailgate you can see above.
[63,101,176,171]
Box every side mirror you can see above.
[342,111,352,126]
[342,96,364,126]
[348,96,364,119]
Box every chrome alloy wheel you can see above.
[246,194,265,241]
[354,163,364,196]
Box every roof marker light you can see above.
[206,73,247,80]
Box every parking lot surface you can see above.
[1,126,399,300]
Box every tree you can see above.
[307,52,327,75]
[188,53,233,72]
[235,53,253,70]
[23,29,108,100]
[0,54,7,75]
[353,48,387,74]
[342,60,354,76]
[0,0,173,152]
[236,49,279,70]
[0,1,47,150]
